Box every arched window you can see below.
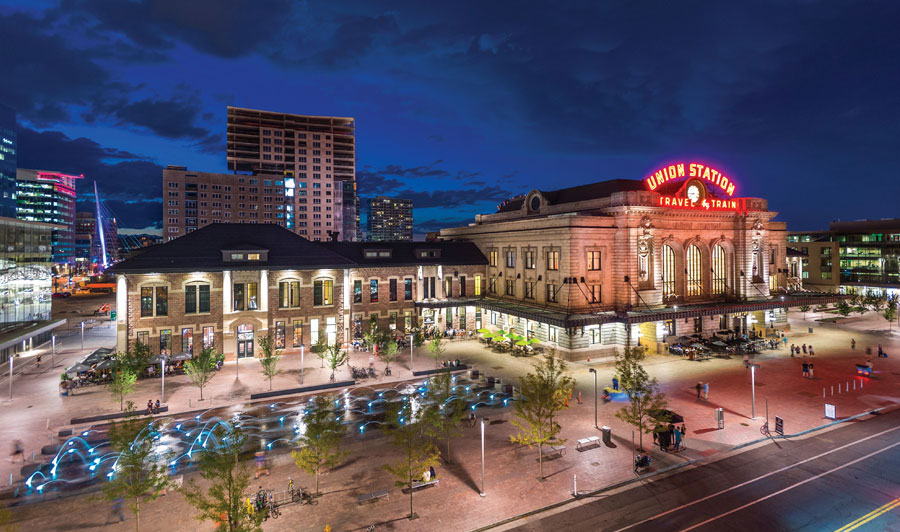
[686,245,703,296]
[662,245,676,298]
[712,245,727,295]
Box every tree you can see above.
[291,396,347,496]
[424,370,467,463]
[798,304,810,319]
[867,294,886,313]
[614,347,668,452]
[109,362,138,411]
[884,296,898,330]
[323,343,348,381]
[379,340,401,373]
[509,355,574,480]
[426,337,446,367]
[837,300,852,317]
[816,303,830,313]
[184,347,218,401]
[182,427,264,532]
[412,329,425,348]
[311,338,327,368]
[257,334,282,390]
[101,406,169,532]
[382,399,440,520]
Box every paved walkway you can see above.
[1,309,898,531]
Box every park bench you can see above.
[542,445,566,460]
[576,436,600,451]
[411,478,440,490]
[357,489,390,504]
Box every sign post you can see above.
[774,416,784,436]
[824,403,836,420]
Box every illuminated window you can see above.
[587,251,601,271]
[140,286,168,317]
[370,279,379,302]
[489,250,498,267]
[547,250,560,271]
[275,321,285,348]
[686,245,703,296]
[712,245,726,295]
[353,280,362,303]
[662,245,676,298]
[293,320,303,347]
[202,326,214,349]
[279,280,301,308]
[474,275,481,296]
[314,279,333,306]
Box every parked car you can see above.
[52,291,72,299]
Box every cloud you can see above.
[413,217,474,233]
[393,186,512,210]
[94,96,213,140]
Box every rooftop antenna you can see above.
[95,181,108,270]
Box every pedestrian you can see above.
[802,362,808,377]
[696,382,702,400]
[809,345,815,357]
[110,497,125,523]
[673,426,682,452]
[851,338,856,351]
[11,440,24,462]
[612,376,619,391]
[878,344,883,357]
[790,344,796,357]
[154,399,161,414]
[35,354,42,368]
[368,353,375,367]
[802,344,807,355]
[429,465,437,480]
[680,423,687,449]
[782,336,788,347]
[254,451,270,479]
[809,362,814,379]
[147,400,153,416]
[702,382,709,401]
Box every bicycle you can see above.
[288,477,318,505]
[760,422,771,437]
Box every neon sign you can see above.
[658,195,738,210]
[645,162,736,197]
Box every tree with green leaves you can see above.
[100,405,169,532]
[424,370,467,463]
[614,347,668,451]
[382,399,441,520]
[798,304,810,319]
[426,337,446,367]
[884,296,898,330]
[108,361,138,411]
[837,300,852,317]
[311,338,327,368]
[124,342,153,376]
[184,347,219,401]
[291,396,347,496]
[867,294,887,314]
[379,340,401,374]
[257,334,282,390]
[816,303,830,313]
[323,343,348,381]
[509,355,574,480]
[412,329,425,348]
[182,427,264,532]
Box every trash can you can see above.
[808,327,814,334]
[601,426,611,445]
[716,407,724,429]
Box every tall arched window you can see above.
[712,245,727,295]
[686,245,703,296]
[662,245,676,298]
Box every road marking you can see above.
[678,440,900,531]
[614,424,900,532]
[834,497,900,532]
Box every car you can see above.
[52,291,72,298]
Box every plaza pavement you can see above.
[1,308,898,531]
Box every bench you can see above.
[357,489,390,504]
[411,478,440,490]
[541,445,566,459]
[576,436,600,451]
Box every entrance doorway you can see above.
[237,324,254,358]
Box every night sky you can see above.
[3,1,899,235]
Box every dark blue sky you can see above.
[3,1,899,234]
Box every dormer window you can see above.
[417,249,440,259]
[364,249,392,259]
[248,253,260,260]
[223,248,269,262]
[230,253,244,260]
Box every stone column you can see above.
[116,274,128,352]
[260,269,268,312]
[223,270,232,314]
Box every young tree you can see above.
[816,303,830,313]
[291,396,347,496]
[323,343,349,381]
[382,399,440,520]
[613,347,668,451]
[798,304,811,319]
[311,338,327,368]
[837,300,852,317]
[124,342,153,376]
[424,370,467,463]
[101,406,169,532]
[426,337,446,367]
[108,362,138,411]
[509,355,574,480]
[868,294,887,313]
[184,347,219,401]
[379,340,401,374]
[884,296,898,330]
[182,427,264,532]
[257,334,282,390]
[413,329,425,348]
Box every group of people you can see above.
[440,359,462,368]
[653,423,687,452]
[421,465,438,484]
[146,399,162,415]
[695,382,710,400]
[801,361,815,378]
[789,343,815,357]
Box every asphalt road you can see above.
[503,408,900,532]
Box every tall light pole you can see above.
[8,356,13,400]
[80,321,84,352]
[161,357,166,402]
[409,333,415,375]
[51,335,56,369]
[300,344,305,384]
[750,364,757,420]
[588,368,598,429]
[480,418,486,497]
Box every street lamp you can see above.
[80,321,84,351]
[588,368,598,429]
[480,418,486,497]
[300,344,305,384]
[51,335,56,369]
[409,333,415,375]
[750,363,758,419]
[161,357,166,402]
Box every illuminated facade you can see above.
[15,169,81,268]
[0,104,16,218]
[367,196,413,242]
[0,216,53,325]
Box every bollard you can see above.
[573,474,577,497]
[823,388,825,398]
[853,380,856,390]
[831,385,834,396]
[846,382,849,392]
[861,379,864,389]
[9,474,12,486]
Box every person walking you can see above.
[851,338,856,351]
[802,362,808,378]
[802,344,807,355]
[35,354,42,368]
[783,336,788,347]
[110,497,125,524]
[790,344,796,358]
[877,344,884,358]
[809,362,814,379]
[680,424,688,449]
[702,382,709,401]
[696,382,702,400]
[809,345,815,357]
[673,425,683,452]
[612,377,619,391]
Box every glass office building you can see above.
[0,104,16,218]
[0,216,53,326]
[16,169,81,269]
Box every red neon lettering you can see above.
[677,163,685,177]
[727,183,735,196]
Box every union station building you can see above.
[110,162,843,360]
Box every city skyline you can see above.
[3,1,900,237]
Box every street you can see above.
[501,408,900,532]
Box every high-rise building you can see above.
[16,169,81,269]
[75,211,96,269]
[226,106,355,241]
[367,196,413,241]
[341,179,361,241]
[0,104,16,218]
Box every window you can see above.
[233,283,244,311]
[821,271,832,280]
[326,317,337,345]
[549,326,559,343]
[141,287,153,317]
[524,250,535,269]
[353,280,362,303]
[547,250,560,271]
[665,319,675,337]
[489,250,498,267]
[140,286,168,317]
[389,312,398,330]
[489,277,497,293]
[202,326,214,349]
[233,282,258,311]
[404,279,413,300]
[159,330,172,356]
[712,245,726,295]
[546,283,558,303]
[445,277,452,297]
[275,321,286,349]
[370,279,379,302]
[293,320,303,347]
[314,279,333,306]
[589,284,601,303]
[185,283,210,314]
[505,279,516,296]
[182,328,193,355]
[279,280,301,308]
[686,245,702,296]
[662,245,676,298]
[587,251,601,271]
[524,281,535,299]
[474,275,481,296]
[459,276,466,297]
[310,318,319,345]
[389,279,398,301]
[694,317,702,333]
[137,331,149,348]
[506,249,516,268]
